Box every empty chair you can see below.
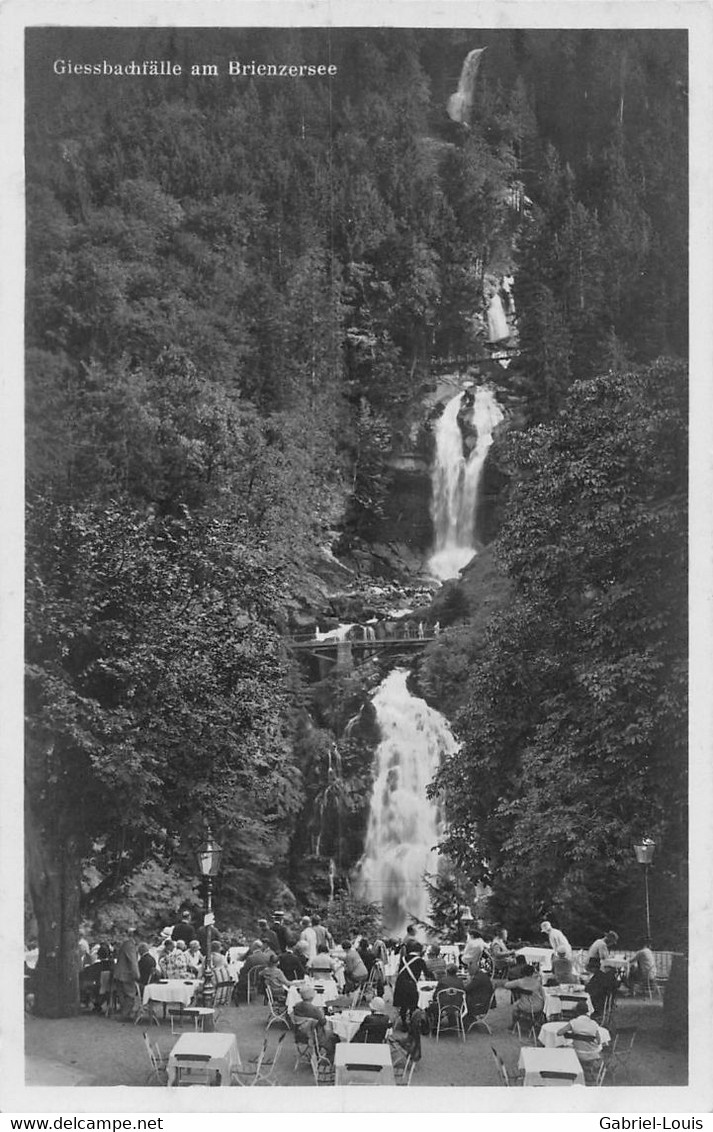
[540,1070,580,1086]
[435,987,467,1042]
[264,983,291,1031]
[490,1045,520,1087]
[141,1031,166,1085]
[608,1027,637,1082]
[172,1052,217,1087]
[233,1031,287,1086]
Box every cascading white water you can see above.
[353,668,460,935]
[429,386,504,581]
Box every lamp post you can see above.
[633,837,655,941]
[460,905,474,943]
[196,826,223,1008]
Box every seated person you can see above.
[557,1001,604,1064]
[292,985,340,1062]
[425,944,447,982]
[308,944,338,978]
[489,929,515,978]
[434,963,465,995]
[549,946,582,987]
[341,939,368,992]
[260,953,290,1003]
[503,964,545,1029]
[159,939,188,979]
[277,944,308,982]
[235,940,269,1002]
[584,958,618,1020]
[353,996,392,1043]
[463,966,494,1024]
[627,938,656,993]
[185,940,204,976]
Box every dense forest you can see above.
[25,27,687,1015]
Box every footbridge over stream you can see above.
[285,631,437,670]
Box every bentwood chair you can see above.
[293,1017,319,1070]
[141,1031,167,1085]
[264,984,291,1031]
[233,1031,287,1086]
[435,988,467,1042]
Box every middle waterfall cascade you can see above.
[429,386,504,581]
[353,668,460,935]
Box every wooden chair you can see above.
[435,987,467,1042]
[141,1031,167,1085]
[233,1031,287,1086]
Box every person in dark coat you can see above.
[353,997,392,1043]
[463,966,494,1024]
[272,912,290,953]
[277,944,308,981]
[171,910,197,945]
[584,959,619,1020]
[113,929,140,1021]
[393,945,429,1028]
[257,918,281,955]
[137,943,157,991]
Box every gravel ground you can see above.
[25,986,686,1091]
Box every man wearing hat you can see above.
[272,911,290,953]
[540,920,572,959]
[257,918,280,955]
[353,996,392,1044]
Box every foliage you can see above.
[323,893,384,943]
[432,360,687,947]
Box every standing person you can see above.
[172,910,197,946]
[540,921,573,959]
[257,918,280,955]
[137,943,157,991]
[113,928,140,1022]
[462,927,486,972]
[299,917,318,962]
[393,943,429,1028]
[587,931,619,967]
[272,911,290,953]
[312,914,334,952]
[400,925,422,960]
[490,929,515,977]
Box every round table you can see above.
[286,979,339,1014]
[143,979,201,1008]
[329,1008,370,1042]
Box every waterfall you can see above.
[353,668,459,935]
[429,386,504,581]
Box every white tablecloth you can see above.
[538,1021,610,1049]
[286,979,339,1014]
[143,980,201,1007]
[518,1046,585,1087]
[516,948,553,971]
[334,1042,395,1086]
[167,1031,241,1087]
[330,1009,370,1042]
[542,985,593,1020]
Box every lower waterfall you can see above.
[353,668,460,935]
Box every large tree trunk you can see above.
[25,792,82,1017]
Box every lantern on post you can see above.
[633,837,655,941]
[195,826,223,1008]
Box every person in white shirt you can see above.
[540,921,572,959]
[587,931,618,968]
[299,916,318,962]
[462,928,486,972]
[557,1002,605,1064]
